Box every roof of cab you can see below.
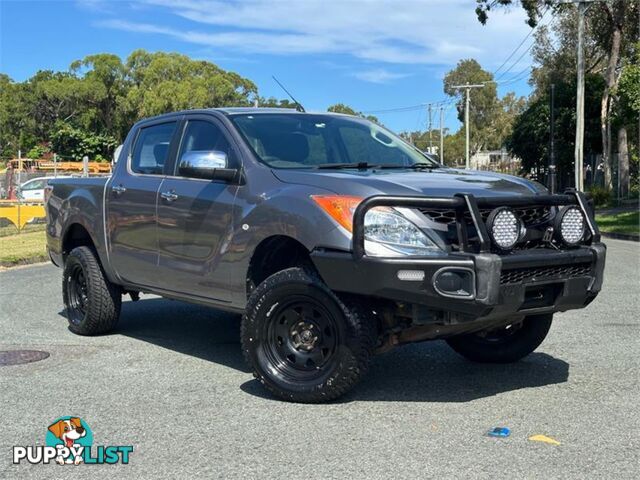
[132,107,357,129]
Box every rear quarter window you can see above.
[131,122,177,175]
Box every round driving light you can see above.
[487,207,521,250]
[556,206,585,245]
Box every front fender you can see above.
[222,184,349,307]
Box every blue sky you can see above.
[0,0,539,134]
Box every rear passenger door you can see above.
[155,115,240,301]
[107,118,180,287]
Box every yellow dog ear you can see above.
[48,420,65,439]
[70,417,82,429]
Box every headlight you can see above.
[364,208,440,256]
[555,206,585,245]
[487,207,521,250]
[310,195,441,257]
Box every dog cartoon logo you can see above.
[13,416,132,466]
[46,416,93,465]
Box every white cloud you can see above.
[75,0,113,13]
[96,0,534,71]
[353,68,410,84]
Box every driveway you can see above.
[1,239,638,479]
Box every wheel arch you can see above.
[246,235,320,297]
[62,223,96,257]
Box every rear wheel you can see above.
[62,246,121,335]
[445,314,553,363]
[241,267,376,403]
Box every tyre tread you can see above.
[63,246,121,335]
[241,267,376,403]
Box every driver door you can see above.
[155,115,240,301]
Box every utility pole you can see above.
[427,103,433,154]
[17,149,22,190]
[560,0,606,191]
[575,1,586,191]
[549,84,557,194]
[452,83,485,169]
[439,106,444,164]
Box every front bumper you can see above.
[311,191,605,322]
[311,243,606,321]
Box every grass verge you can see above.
[595,211,639,237]
[0,228,48,267]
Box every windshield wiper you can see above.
[315,162,381,170]
[379,163,440,170]
[315,162,440,170]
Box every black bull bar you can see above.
[351,191,600,259]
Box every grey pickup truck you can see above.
[46,108,606,402]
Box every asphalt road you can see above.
[1,239,639,479]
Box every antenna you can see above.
[272,76,305,112]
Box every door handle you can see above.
[112,184,127,195]
[160,190,179,202]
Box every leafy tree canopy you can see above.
[0,50,259,160]
[327,103,379,123]
[443,59,524,153]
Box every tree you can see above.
[592,1,638,189]
[529,10,605,94]
[475,0,639,190]
[256,97,298,109]
[614,42,640,197]
[327,103,379,123]
[507,75,604,187]
[50,122,118,161]
[443,129,466,167]
[0,50,260,161]
[443,59,523,153]
[122,50,257,121]
[0,74,37,159]
[476,0,554,27]
[70,54,127,139]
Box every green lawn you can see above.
[0,222,45,237]
[0,229,48,267]
[595,211,640,237]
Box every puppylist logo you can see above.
[13,416,133,465]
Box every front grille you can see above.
[419,205,553,227]
[500,262,592,285]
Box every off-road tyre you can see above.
[62,246,122,335]
[446,314,553,363]
[241,267,377,403]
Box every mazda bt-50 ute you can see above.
[46,108,606,402]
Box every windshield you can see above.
[230,113,438,169]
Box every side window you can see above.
[23,179,45,190]
[131,122,177,175]
[176,120,234,177]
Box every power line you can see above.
[360,7,550,128]
[493,6,550,79]
[495,39,537,81]
[491,64,535,85]
[361,98,453,115]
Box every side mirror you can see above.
[178,150,239,182]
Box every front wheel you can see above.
[241,267,377,403]
[446,314,553,363]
